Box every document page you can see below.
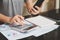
[26,15,56,27]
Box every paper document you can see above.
[32,25,59,37]
[26,15,56,27]
[1,25,59,40]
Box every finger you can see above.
[31,10,36,15]
[32,6,40,14]
[35,6,40,11]
[17,15,24,20]
[32,8,38,13]
[20,20,24,26]
[35,6,41,12]
[15,19,24,26]
[32,8,39,15]
[15,17,24,25]
[14,20,19,25]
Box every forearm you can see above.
[0,14,11,23]
[25,0,32,3]
[25,0,33,7]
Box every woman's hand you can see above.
[10,15,24,25]
[29,6,41,15]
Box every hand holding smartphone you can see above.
[33,0,44,10]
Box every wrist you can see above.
[6,17,12,24]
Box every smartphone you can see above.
[33,0,44,10]
[10,20,37,33]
